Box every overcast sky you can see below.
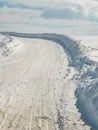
[0,0,98,35]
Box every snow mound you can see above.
[73,36,98,130]
[0,34,23,57]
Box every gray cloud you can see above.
[41,5,85,20]
[41,4,98,22]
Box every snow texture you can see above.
[0,32,98,130]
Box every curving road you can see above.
[0,37,90,130]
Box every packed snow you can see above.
[0,32,98,130]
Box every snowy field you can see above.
[0,33,98,130]
[72,36,98,62]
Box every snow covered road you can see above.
[0,34,91,130]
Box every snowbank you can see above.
[0,34,24,57]
[73,36,98,130]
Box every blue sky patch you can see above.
[0,1,44,10]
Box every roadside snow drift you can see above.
[0,34,23,57]
[73,36,98,130]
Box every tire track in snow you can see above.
[0,33,92,130]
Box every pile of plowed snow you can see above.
[0,34,23,57]
[72,36,98,130]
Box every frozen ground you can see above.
[0,33,97,130]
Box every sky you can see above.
[0,0,98,35]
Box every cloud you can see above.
[42,6,85,20]
[0,20,98,36]
[41,3,98,22]
[2,0,98,8]
[0,0,98,35]
[0,6,41,24]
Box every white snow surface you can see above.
[0,33,97,130]
[72,36,98,62]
